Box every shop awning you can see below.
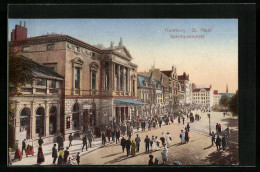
[114,98,146,106]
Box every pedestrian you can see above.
[38,136,44,147]
[178,116,180,124]
[155,136,160,150]
[211,132,215,146]
[135,134,141,153]
[160,132,166,146]
[182,117,185,124]
[150,136,154,149]
[215,135,222,151]
[159,119,162,128]
[111,129,115,142]
[161,148,168,165]
[121,136,126,153]
[166,132,172,148]
[57,147,64,165]
[144,135,150,152]
[187,123,190,132]
[68,133,73,147]
[76,152,80,165]
[218,123,222,133]
[22,139,26,156]
[222,135,226,151]
[216,123,219,133]
[52,144,58,165]
[37,146,45,164]
[14,145,22,161]
[116,129,120,144]
[106,126,111,142]
[185,130,189,143]
[25,143,34,157]
[82,135,88,151]
[8,148,12,166]
[101,131,106,146]
[148,154,154,165]
[180,130,185,143]
[125,137,131,157]
[57,133,64,151]
[64,147,69,164]
[148,120,151,131]
[154,157,159,165]
[87,131,94,148]
[131,140,136,156]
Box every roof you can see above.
[193,88,210,92]
[161,70,171,77]
[219,93,235,98]
[21,55,64,80]
[114,98,146,105]
[137,75,149,87]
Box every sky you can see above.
[8,19,238,93]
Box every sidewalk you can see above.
[11,136,113,166]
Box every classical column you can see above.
[45,101,50,136]
[113,63,116,91]
[127,68,130,93]
[71,64,75,95]
[15,101,21,142]
[31,101,36,139]
[123,67,126,92]
[109,62,113,91]
[118,65,121,92]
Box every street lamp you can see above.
[207,114,211,135]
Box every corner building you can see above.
[9,24,138,138]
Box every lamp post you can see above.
[207,114,211,135]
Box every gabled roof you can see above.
[21,55,64,80]
[193,88,210,92]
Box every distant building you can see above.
[192,85,214,107]
[213,90,221,106]
[178,72,192,105]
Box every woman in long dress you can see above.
[151,136,156,151]
[26,144,34,157]
[130,140,136,156]
[180,130,185,143]
[37,146,45,164]
[14,145,22,161]
[166,132,172,148]
[154,136,160,151]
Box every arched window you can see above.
[36,107,45,137]
[49,106,57,135]
[20,108,31,139]
[72,103,80,129]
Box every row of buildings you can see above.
[9,22,224,146]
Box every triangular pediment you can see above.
[114,47,132,59]
[72,57,84,65]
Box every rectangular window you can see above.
[47,44,54,50]
[75,67,80,89]
[92,71,96,90]
[50,80,56,88]
[36,78,45,86]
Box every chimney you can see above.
[11,22,28,41]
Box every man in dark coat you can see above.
[82,135,88,152]
[125,137,131,157]
[211,132,215,146]
[222,135,226,151]
[57,134,64,151]
[68,133,73,147]
[38,136,44,147]
[116,129,120,144]
[111,129,115,142]
[159,119,162,128]
[182,117,185,125]
[121,137,126,153]
[144,135,150,152]
[64,147,69,164]
[216,123,219,133]
[22,139,26,156]
[215,135,222,150]
[106,126,111,142]
[135,134,141,153]
[101,132,106,146]
[178,117,181,124]
[52,144,58,165]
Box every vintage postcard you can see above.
[8,18,239,166]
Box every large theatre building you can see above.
[9,23,140,141]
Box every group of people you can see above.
[216,123,222,133]
[180,123,190,144]
[211,131,228,151]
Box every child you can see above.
[76,152,80,165]
[154,157,159,165]
[161,148,168,165]
[148,154,154,165]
